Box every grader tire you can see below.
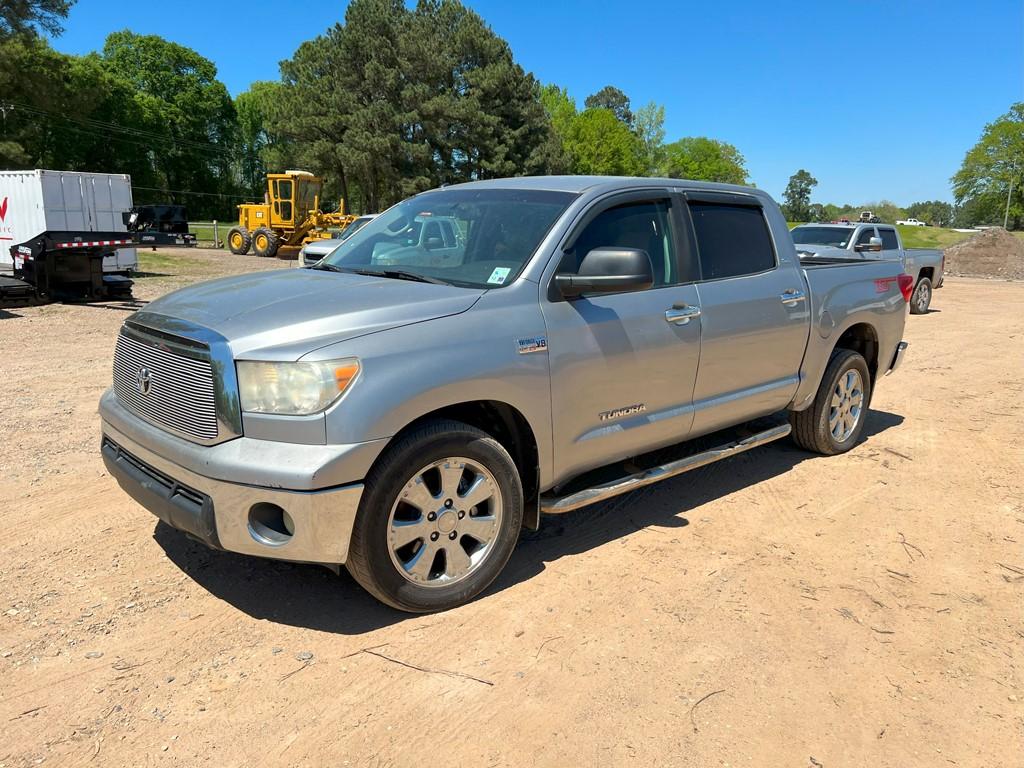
[252,227,280,258]
[227,227,251,255]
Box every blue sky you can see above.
[51,0,1023,205]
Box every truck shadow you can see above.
[154,409,904,635]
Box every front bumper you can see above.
[885,341,909,375]
[100,390,375,565]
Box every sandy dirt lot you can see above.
[1,251,1022,767]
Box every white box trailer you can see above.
[0,169,138,273]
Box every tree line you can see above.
[0,0,1019,228]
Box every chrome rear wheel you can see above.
[829,369,864,443]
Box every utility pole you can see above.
[1006,162,1018,230]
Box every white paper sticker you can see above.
[487,267,511,285]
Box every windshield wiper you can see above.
[308,262,347,272]
[349,268,450,285]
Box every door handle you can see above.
[665,303,701,325]
[780,289,806,305]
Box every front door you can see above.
[542,195,702,485]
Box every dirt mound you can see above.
[943,227,1024,280]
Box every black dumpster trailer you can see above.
[1,231,135,306]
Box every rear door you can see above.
[542,193,702,482]
[684,193,810,436]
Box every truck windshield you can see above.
[319,188,578,288]
[792,227,855,248]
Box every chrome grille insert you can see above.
[113,332,218,441]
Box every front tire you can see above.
[910,277,932,314]
[346,419,524,612]
[789,349,872,455]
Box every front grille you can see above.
[113,332,219,441]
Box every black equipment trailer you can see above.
[2,231,137,307]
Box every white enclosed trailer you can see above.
[0,169,138,273]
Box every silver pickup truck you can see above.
[791,222,943,314]
[100,177,912,612]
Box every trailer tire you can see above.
[910,277,932,315]
[346,419,524,613]
[227,227,251,255]
[252,227,280,258]
[789,348,872,456]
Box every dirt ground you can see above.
[1,250,1022,768]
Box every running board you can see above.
[539,423,792,514]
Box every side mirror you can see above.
[855,237,883,253]
[555,247,654,298]
[425,236,443,250]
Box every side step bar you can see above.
[539,423,792,514]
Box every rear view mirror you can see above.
[555,247,654,298]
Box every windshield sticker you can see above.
[487,267,511,285]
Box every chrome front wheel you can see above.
[387,457,503,588]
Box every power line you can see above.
[132,185,251,200]
[1,99,239,159]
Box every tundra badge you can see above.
[599,403,647,421]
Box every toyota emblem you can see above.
[136,367,152,396]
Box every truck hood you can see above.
[141,268,486,359]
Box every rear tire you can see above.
[252,227,280,258]
[346,419,523,612]
[789,349,872,455]
[910,277,932,314]
[227,227,251,255]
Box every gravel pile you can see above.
[943,227,1024,280]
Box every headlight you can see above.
[236,359,360,416]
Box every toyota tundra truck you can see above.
[100,177,911,612]
[791,222,943,314]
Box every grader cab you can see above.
[227,171,357,259]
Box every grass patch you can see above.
[137,250,208,274]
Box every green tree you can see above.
[235,81,296,197]
[565,108,646,176]
[658,137,748,184]
[782,169,817,221]
[274,0,564,212]
[584,85,633,126]
[952,103,1024,229]
[99,31,239,217]
[0,0,75,38]
[905,200,955,227]
[633,101,665,174]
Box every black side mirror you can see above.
[425,236,443,250]
[555,247,654,298]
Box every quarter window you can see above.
[689,203,775,280]
[562,200,678,287]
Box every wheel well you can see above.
[918,267,934,283]
[834,323,879,383]
[389,401,541,530]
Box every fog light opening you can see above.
[248,503,294,546]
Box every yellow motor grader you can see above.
[227,171,357,259]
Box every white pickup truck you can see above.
[791,222,944,314]
[896,218,927,227]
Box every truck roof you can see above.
[437,175,769,198]
[795,222,895,230]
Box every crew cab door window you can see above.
[561,200,681,287]
[689,203,775,280]
[878,228,899,251]
[856,227,878,246]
